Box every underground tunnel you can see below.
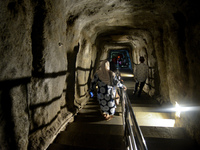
[0,0,200,149]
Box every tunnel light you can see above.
[156,102,200,118]
[135,102,200,127]
[175,102,181,118]
[174,102,197,118]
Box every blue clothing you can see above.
[90,73,124,115]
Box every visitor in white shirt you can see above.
[133,56,149,97]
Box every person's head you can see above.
[100,60,110,71]
[139,56,145,63]
[105,61,110,70]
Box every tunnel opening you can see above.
[108,49,133,72]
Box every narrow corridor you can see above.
[1,1,200,149]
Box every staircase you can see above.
[129,93,199,150]
[47,98,126,150]
[125,75,200,150]
[47,69,199,150]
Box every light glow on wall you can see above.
[175,102,181,118]
[121,73,134,77]
[169,102,200,118]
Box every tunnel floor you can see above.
[47,69,199,150]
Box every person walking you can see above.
[133,56,149,97]
[89,60,127,121]
[110,61,122,105]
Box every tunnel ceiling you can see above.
[66,0,181,51]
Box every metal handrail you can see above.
[120,88,148,150]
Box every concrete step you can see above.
[140,125,200,149]
[134,110,175,127]
[48,143,123,150]
[73,102,123,125]
[47,97,126,150]
[73,113,123,125]
[52,131,126,150]
[145,137,199,150]
[65,123,124,136]
[141,126,191,139]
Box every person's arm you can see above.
[113,73,127,90]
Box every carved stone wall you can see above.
[0,0,200,149]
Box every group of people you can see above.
[89,56,148,121]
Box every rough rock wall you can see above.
[0,0,33,149]
[28,0,70,149]
[0,0,77,150]
[170,2,200,143]
[151,1,200,143]
[74,38,95,107]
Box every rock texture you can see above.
[0,0,200,149]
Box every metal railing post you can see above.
[120,88,148,150]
